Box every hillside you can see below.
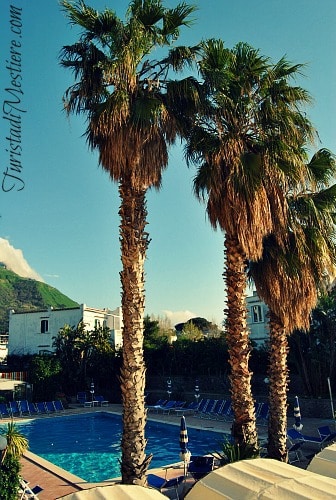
[0,267,79,333]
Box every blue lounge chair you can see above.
[318,425,336,442]
[45,401,56,413]
[19,478,43,499]
[146,399,167,413]
[203,399,225,420]
[95,395,109,406]
[217,400,231,420]
[36,402,48,414]
[196,399,217,418]
[28,402,38,415]
[288,441,304,464]
[76,391,87,405]
[173,401,200,416]
[256,402,269,425]
[0,403,10,418]
[147,472,184,499]
[287,428,326,449]
[156,400,177,414]
[194,398,209,415]
[9,400,21,417]
[222,402,234,422]
[18,400,31,416]
[53,400,65,412]
[188,455,215,481]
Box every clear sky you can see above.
[0,0,335,326]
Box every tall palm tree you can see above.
[187,39,315,449]
[59,0,200,484]
[249,148,336,461]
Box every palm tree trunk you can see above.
[119,178,152,484]
[224,234,258,450]
[267,311,289,461]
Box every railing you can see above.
[0,371,28,381]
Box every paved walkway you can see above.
[7,404,335,499]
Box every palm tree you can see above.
[59,0,200,484]
[248,148,336,461]
[187,39,315,449]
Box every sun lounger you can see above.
[147,471,184,498]
[201,399,225,420]
[76,391,87,405]
[19,478,43,499]
[287,428,326,449]
[18,400,31,416]
[287,441,304,464]
[0,402,11,418]
[28,402,38,415]
[256,402,269,425]
[53,400,65,412]
[217,400,231,420]
[155,400,177,414]
[196,399,217,418]
[95,395,109,406]
[36,402,48,414]
[188,455,215,481]
[318,425,336,443]
[173,401,200,416]
[9,400,21,417]
[45,401,56,413]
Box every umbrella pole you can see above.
[327,377,335,426]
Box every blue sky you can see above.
[0,0,335,326]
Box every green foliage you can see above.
[53,322,115,393]
[0,453,21,500]
[29,355,62,401]
[213,436,260,466]
[144,315,170,348]
[289,288,336,397]
[144,336,229,377]
[3,421,29,458]
[0,267,78,333]
[179,321,203,340]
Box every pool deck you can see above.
[7,404,335,499]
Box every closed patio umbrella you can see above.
[179,416,191,474]
[90,380,95,402]
[293,395,303,431]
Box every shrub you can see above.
[0,453,21,500]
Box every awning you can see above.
[185,458,336,499]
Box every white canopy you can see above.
[60,484,167,499]
[185,458,336,499]
[307,442,336,478]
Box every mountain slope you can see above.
[0,267,79,333]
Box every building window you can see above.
[94,319,101,329]
[40,319,49,333]
[252,305,263,323]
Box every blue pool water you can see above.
[7,413,224,482]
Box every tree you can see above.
[180,321,203,340]
[290,289,336,398]
[29,355,62,401]
[249,148,336,460]
[187,39,315,449]
[59,0,200,483]
[53,322,113,393]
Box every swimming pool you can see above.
[8,413,224,482]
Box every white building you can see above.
[8,304,123,356]
[246,291,269,347]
